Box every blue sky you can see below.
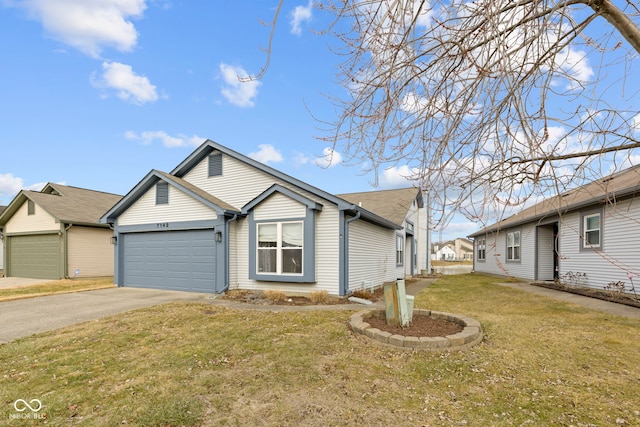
[1,1,635,243]
[0,0,477,240]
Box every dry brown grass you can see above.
[0,277,115,302]
[264,289,286,303]
[309,290,329,304]
[1,273,639,426]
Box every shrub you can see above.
[264,290,286,303]
[310,290,329,304]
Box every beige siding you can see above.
[254,193,306,220]
[119,184,217,226]
[559,199,640,290]
[67,226,114,277]
[4,201,58,233]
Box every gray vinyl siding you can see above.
[559,198,640,291]
[348,219,398,291]
[474,224,537,280]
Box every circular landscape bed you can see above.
[349,309,483,351]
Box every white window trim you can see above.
[506,231,521,262]
[477,237,486,261]
[583,212,601,248]
[256,221,304,276]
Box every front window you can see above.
[257,222,303,275]
[583,213,601,248]
[507,231,520,261]
[477,237,486,261]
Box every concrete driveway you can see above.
[0,287,210,344]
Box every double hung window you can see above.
[257,221,303,275]
[506,231,520,261]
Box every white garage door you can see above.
[122,230,216,292]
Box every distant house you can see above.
[468,165,640,292]
[432,238,473,261]
[0,184,122,280]
[0,205,5,274]
[100,140,429,296]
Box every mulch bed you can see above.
[364,311,463,337]
[531,282,640,309]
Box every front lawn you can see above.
[0,278,115,302]
[1,273,639,426]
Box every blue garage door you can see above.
[122,230,216,292]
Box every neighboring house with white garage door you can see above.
[0,184,122,280]
[469,165,640,292]
[100,140,429,296]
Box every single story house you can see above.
[0,184,122,280]
[468,165,640,292]
[100,140,429,296]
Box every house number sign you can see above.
[156,222,169,228]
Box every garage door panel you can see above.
[122,230,216,292]
[8,234,61,279]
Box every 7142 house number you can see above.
[156,222,169,228]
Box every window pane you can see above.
[258,248,277,272]
[258,224,277,247]
[586,230,600,245]
[514,246,520,260]
[507,233,513,246]
[282,249,302,273]
[586,215,600,230]
[514,232,520,245]
[282,222,302,247]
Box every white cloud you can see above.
[93,61,158,104]
[314,147,343,168]
[290,1,313,36]
[378,165,419,188]
[0,173,26,197]
[125,130,203,148]
[13,0,146,58]
[219,63,261,108]
[293,151,310,166]
[248,144,283,164]
[0,173,48,202]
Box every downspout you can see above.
[342,207,361,296]
[224,214,238,292]
[63,223,73,279]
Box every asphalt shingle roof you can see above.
[337,187,421,225]
[469,165,640,236]
[19,184,122,225]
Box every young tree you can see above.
[256,0,640,228]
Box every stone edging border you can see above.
[349,309,484,351]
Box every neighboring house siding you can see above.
[118,185,218,226]
[348,219,397,291]
[4,202,57,233]
[67,226,114,277]
[560,199,640,290]
[475,224,537,280]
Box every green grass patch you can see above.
[0,278,115,302]
[1,273,639,426]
